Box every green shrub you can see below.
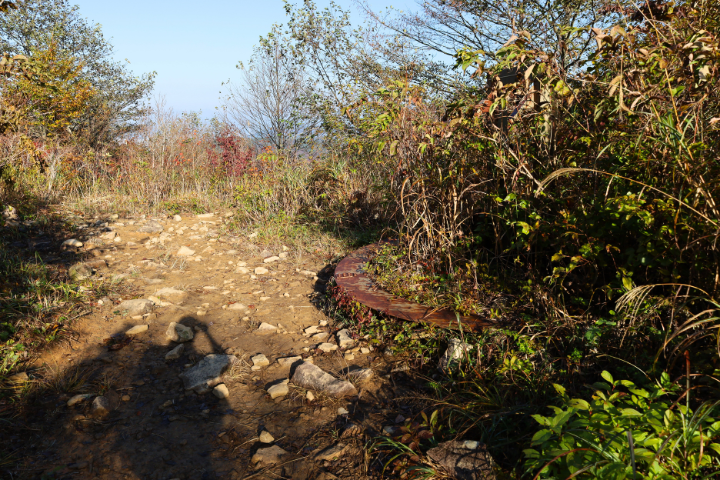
[525,372,720,479]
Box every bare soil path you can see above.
[10,213,418,480]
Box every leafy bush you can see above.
[525,372,720,479]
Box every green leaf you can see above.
[621,408,643,417]
[569,399,591,410]
[601,371,614,384]
[598,462,628,479]
[531,428,554,445]
[551,409,576,430]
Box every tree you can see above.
[0,42,96,139]
[0,0,155,146]
[258,0,445,144]
[222,27,316,155]
[357,0,621,75]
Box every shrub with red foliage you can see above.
[207,128,254,177]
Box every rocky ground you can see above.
[5,212,429,480]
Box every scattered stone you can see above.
[344,353,355,361]
[153,287,188,303]
[439,339,472,373]
[291,362,358,398]
[197,213,214,218]
[228,302,247,311]
[165,322,194,343]
[91,396,111,417]
[304,326,321,336]
[361,347,370,354]
[2,205,17,220]
[138,220,163,233]
[311,332,329,342]
[318,343,338,353]
[179,354,237,394]
[338,407,349,415]
[8,372,29,384]
[277,356,302,367]
[300,270,316,277]
[176,246,195,257]
[252,445,288,466]
[346,368,373,383]
[117,299,153,317]
[259,431,275,443]
[319,320,328,327]
[173,214,182,221]
[125,325,148,335]
[60,391,87,409]
[263,256,280,263]
[251,354,270,367]
[316,443,348,461]
[235,266,250,274]
[121,395,131,402]
[337,329,354,348]
[255,322,277,335]
[196,309,207,316]
[279,252,288,259]
[165,344,185,361]
[426,440,495,480]
[68,263,94,281]
[267,379,289,399]
[395,414,406,424]
[62,238,83,249]
[306,391,316,402]
[213,384,230,399]
[254,267,269,275]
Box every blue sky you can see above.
[73,0,415,120]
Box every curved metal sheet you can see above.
[335,243,493,331]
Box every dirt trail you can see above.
[12,213,416,480]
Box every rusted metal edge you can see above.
[335,242,494,331]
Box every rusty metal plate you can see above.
[335,243,493,331]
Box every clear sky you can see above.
[72,0,415,121]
